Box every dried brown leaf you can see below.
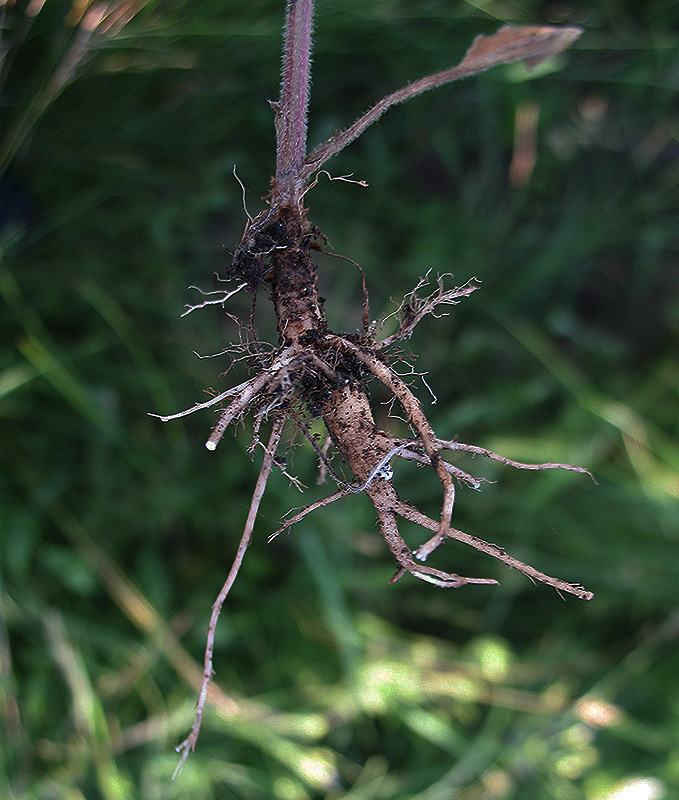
[461,25,582,73]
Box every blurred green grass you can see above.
[1,0,678,798]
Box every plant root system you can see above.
[156,208,593,775]
[151,4,589,773]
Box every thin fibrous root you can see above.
[410,568,498,589]
[434,438,596,481]
[396,446,485,489]
[173,418,285,779]
[148,377,256,423]
[150,347,300,439]
[394,498,593,600]
[254,433,305,490]
[205,347,298,450]
[396,437,592,486]
[181,282,248,317]
[268,441,417,542]
[379,274,480,348]
[268,490,348,542]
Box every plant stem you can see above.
[274,0,314,209]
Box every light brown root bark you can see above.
[394,497,593,600]
[172,418,284,778]
[158,207,593,775]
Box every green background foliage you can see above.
[1,0,678,797]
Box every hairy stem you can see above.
[274,0,315,208]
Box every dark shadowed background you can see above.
[1,1,678,798]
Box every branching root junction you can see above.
[156,208,593,774]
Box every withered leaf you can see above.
[461,25,582,72]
